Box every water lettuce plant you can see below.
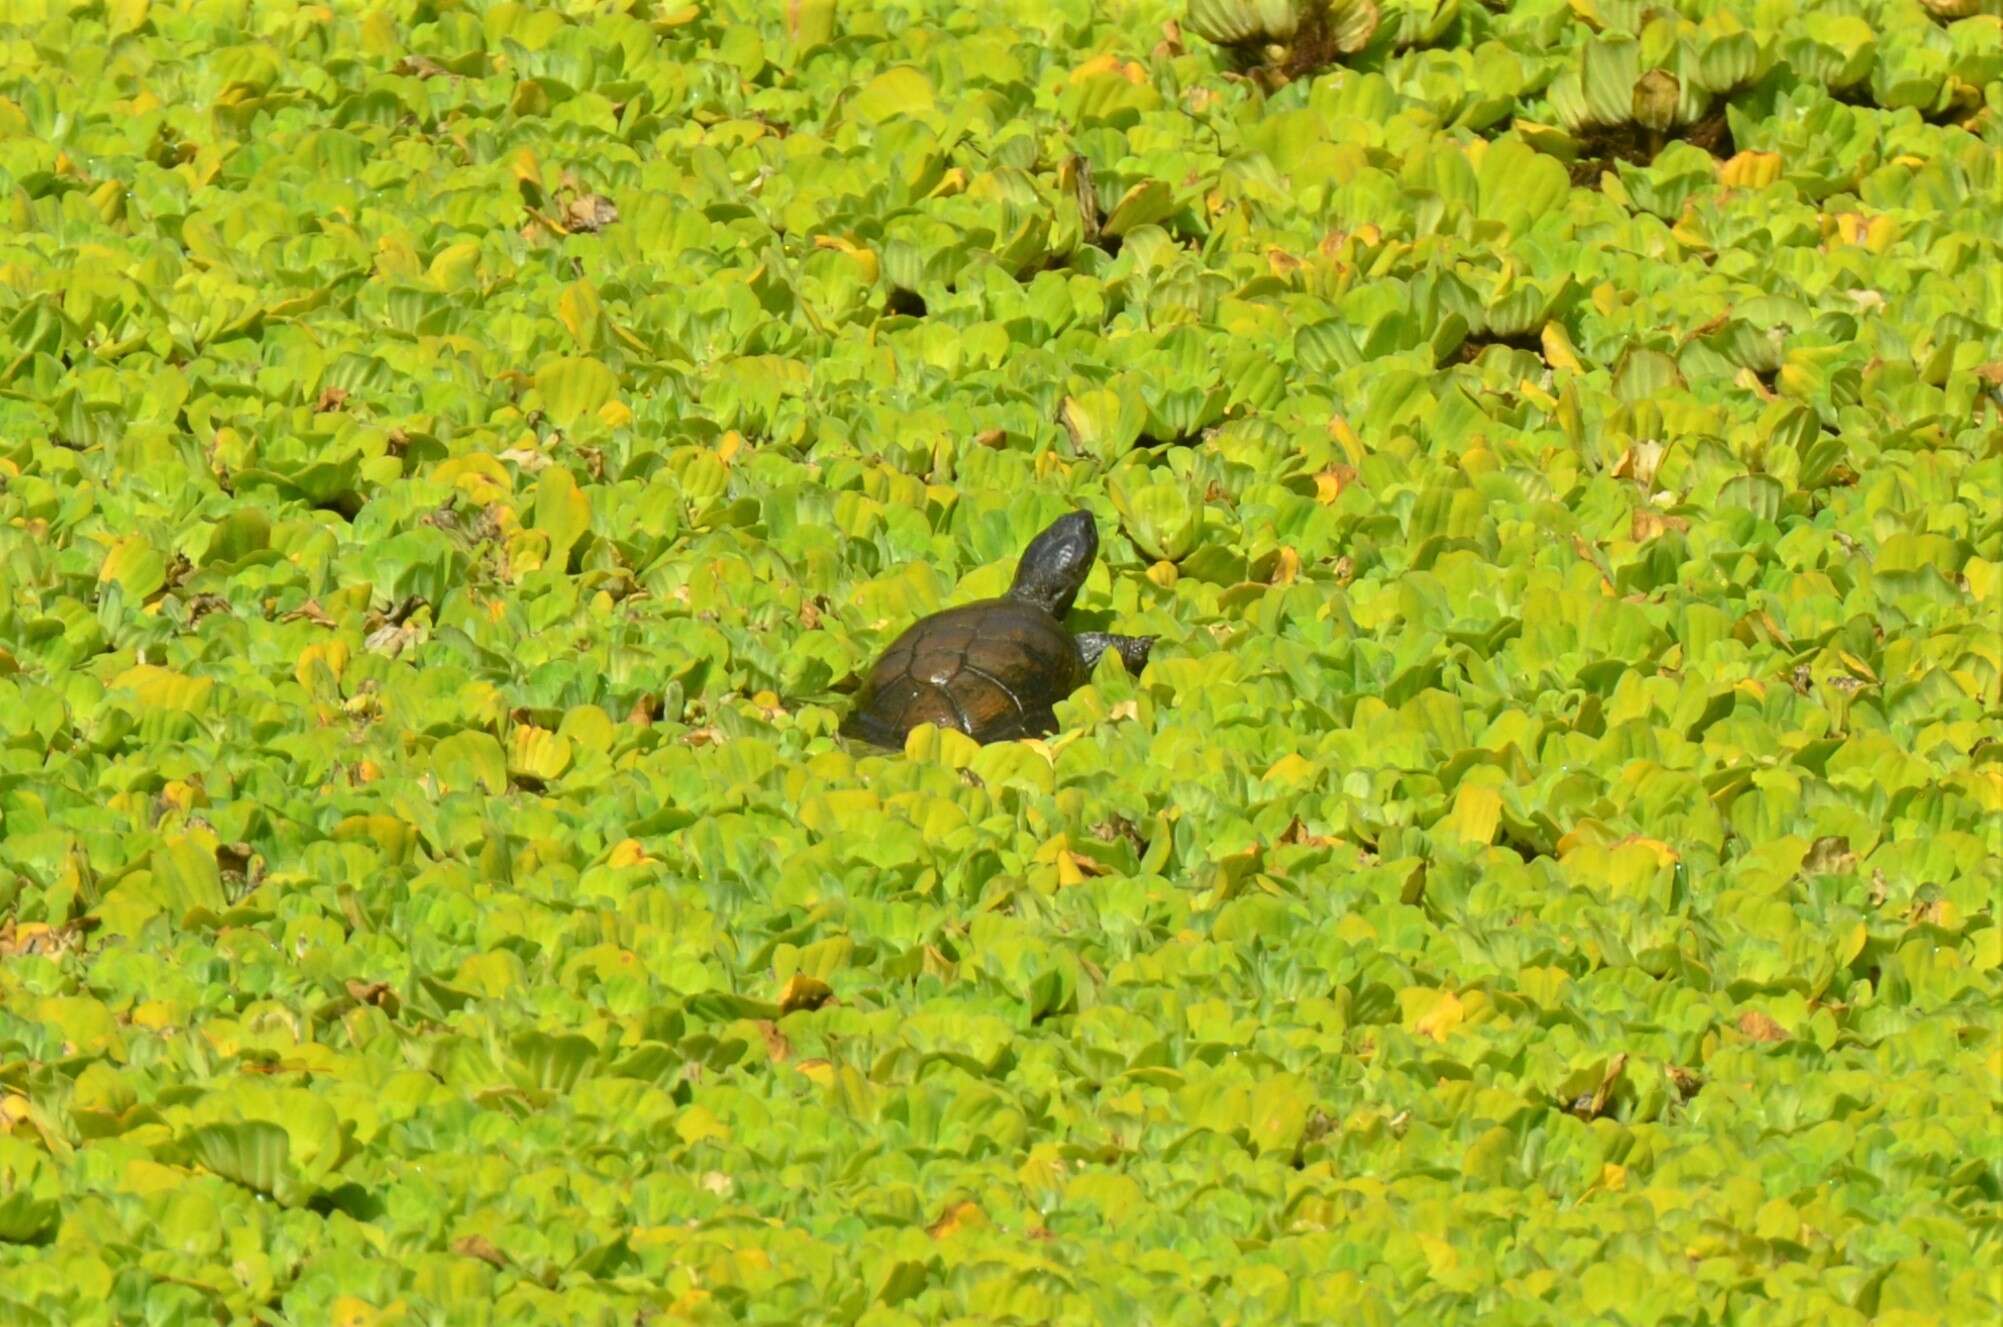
[0,0,1998,1323]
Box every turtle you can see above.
[841,510,1156,748]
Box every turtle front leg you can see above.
[1076,633,1155,674]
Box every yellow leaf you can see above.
[1584,1161,1627,1195]
[1541,321,1585,373]
[1718,150,1781,188]
[98,535,166,599]
[296,640,349,690]
[608,839,651,868]
[1966,556,1997,603]
[1070,52,1132,83]
[159,780,201,814]
[507,725,573,781]
[1615,835,1679,867]
[111,664,213,714]
[510,147,542,195]
[556,280,601,350]
[1417,1233,1459,1278]
[330,1294,382,1327]
[927,1200,984,1240]
[675,1105,729,1146]
[1444,782,1502,846]
[924,166,968,200]
[1669,208,1710,254]
[812,234,879,284]
[1326,413,1363,461]
[434,453,513,506]
[1962,768,2003,814]
[88,179,125,224]
[130,1001,178,1030]
[1403,988,1464,1042]
[1262,753,1319,787]
[778,974,832,1013]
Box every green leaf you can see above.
[532,465,593,572]
[1108,470,1203,563]
[1101,180,1175,238]
[179,1121,303,1204]
[201,508,271,565]
[432,730,509,795]
[534,356,618,427]
[149,837,227,916]
[848,67,935,124]
[97,536,165,599]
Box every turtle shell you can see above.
[842,598,1085,747]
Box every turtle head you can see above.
[1009,509,1098,617]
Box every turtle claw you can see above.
[1077,632,1154,674]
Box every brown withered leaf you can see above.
[1908,896,1954,928]
[184,593,230,625]
[451,1235,509,1269]
[345,980,400,1016]
[364,622,420,658]
[0,920,79,959]
[757,1020,790,1063]
[1737,1010,1788,1043]
[1802,835,1857,876]
[564,193,620,233]
[392,55,451,80]
[497,446,552,473]
[314,386,349,413]
[1313,464,1357,504]
[927,1200,983,1240]
[281,598,337,628]
[1630,508,1690,543]
[1280,817,1340,848]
